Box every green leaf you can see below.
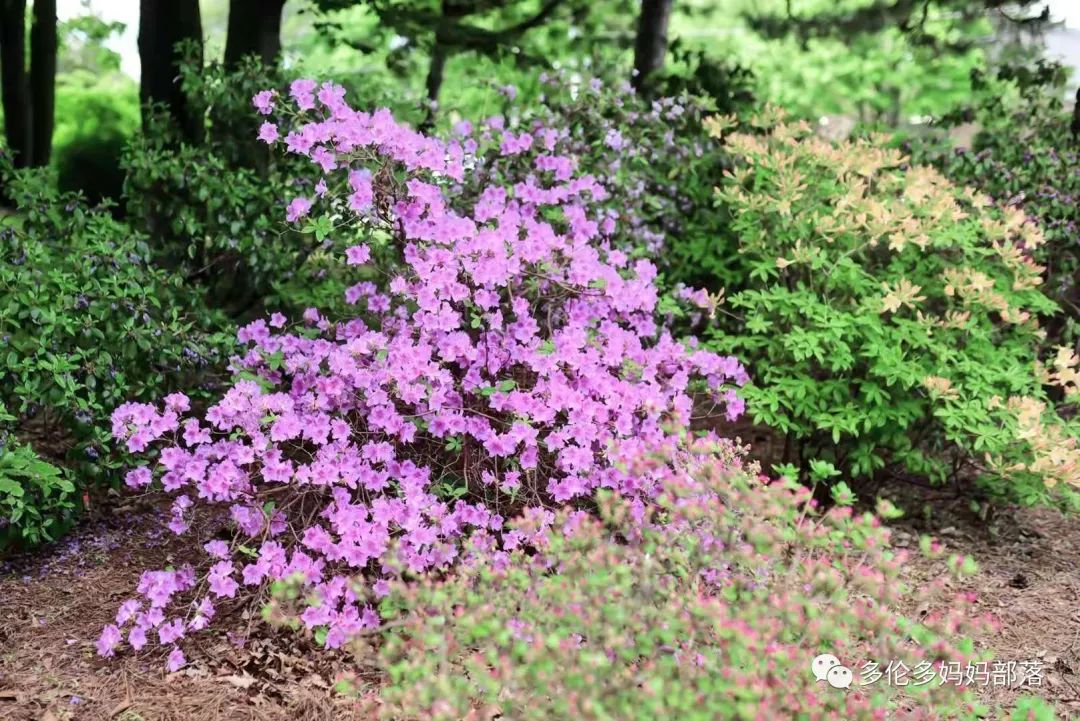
[0,478,25,497]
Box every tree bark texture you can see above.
[0,0,32,167]
[632,0,672,91]
[29,0,56,165]
[224,0,286,69]
[138,0,204,143]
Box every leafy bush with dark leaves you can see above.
[0,153,227,550]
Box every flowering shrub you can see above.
[365,442,990,720]
[97,80,745,664]
[698,111,1072,503]
[438,72,734,289]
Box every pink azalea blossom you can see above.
[100,83,747,664]
[285,196,312,222]
[166,647,186,672]
[252,90,274,115]
[345,244,371,265]
[96,624,121,657]
[258,121,279,144]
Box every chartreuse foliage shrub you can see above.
[95,80,745,669]
[0,154,227,552]
[696,111,1076,505]
[363,442,991,720]
[974,347,1080,499]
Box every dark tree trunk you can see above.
[425,41,448,106]
[420,0,562,125]
[224,0,286,69]
[1071,86,1080,143]
[138,0,203,143]
[632,0,673,91]
[426,0,453,105]
[29,0,56,166]
[0,0,31,167]
[420,0,452,130]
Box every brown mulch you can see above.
[0,503,376,721]
[864,480,1080,717]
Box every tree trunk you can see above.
[632,0,673,91]
[224,0,286,69]
[0,0,31,167]
[420,0,452,130]
[425,41,448,106]
[29,0,56,166]
[138,0,203,143]
[1071,86,1080,143]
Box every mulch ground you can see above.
[0,502,376,721]
[867,479,1080,718]
[2,482,1079,720]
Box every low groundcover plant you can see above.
[363,441,990,720]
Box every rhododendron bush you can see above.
[358,442,991,720]
[97,80,746,664]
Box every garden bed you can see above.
[1,484,1077,720]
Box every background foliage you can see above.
[0,154,228,550]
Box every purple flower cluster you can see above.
[448,74,716,267]
[100,80,745,667]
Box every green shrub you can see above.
[691,110,1072,504]
[0,402,76,552]
[921,61,1080,346]
[121,53,351,318]
[972,347,1080,501]
[51,71,139,206]
[0,156,227,487]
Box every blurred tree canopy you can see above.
[0,0,1070,205]
[307,0,631,109]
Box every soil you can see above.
[1,483,1079,720]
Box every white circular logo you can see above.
[827,664,853,689]
[811,653,841,682]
